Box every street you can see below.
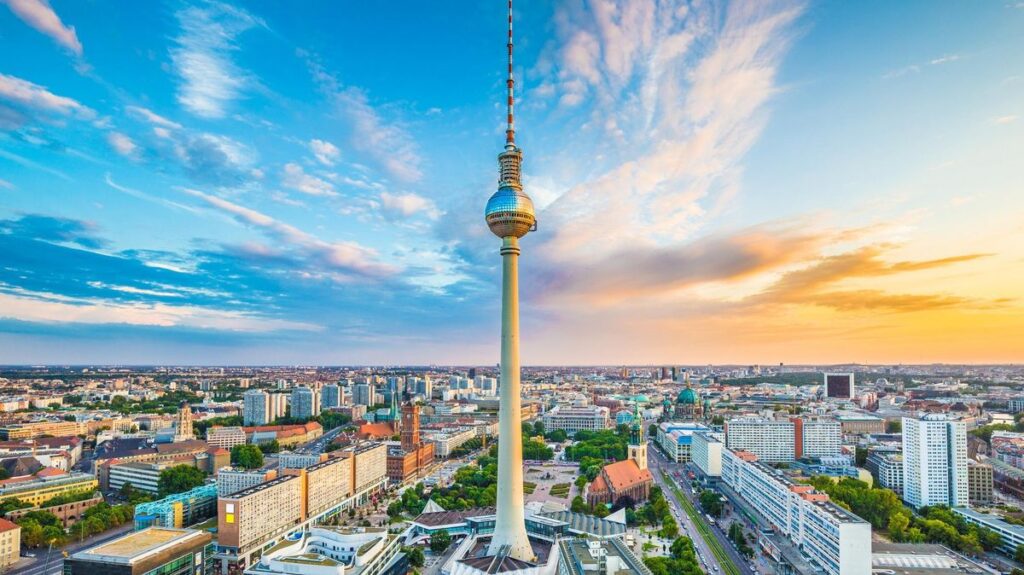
[647,441,757,575]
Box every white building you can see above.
[656,423,710,463]
[426,427,477,458]
[243,390,270,426]
[691,432,723,477]
[542,405,609,436]
[722,448,872,575]
[902,414,967,508]
[798,419,842,458]
[290,387,319,419]
[268,393,289,420]
[207,426,247,449]
[877,453,904,494]
[218,468,277,497]
[244,526,406,575]
[725,419,795,463]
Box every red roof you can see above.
[0,518,18,532]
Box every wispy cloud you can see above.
[126,106,183,129]
[170,2,263,118]
[281,163,337,197]
[380,191,440,220]
[884,53,961,79]
[182,188,396,278]
[106,132,137,157]
[310,139,340,166]
[1,0,82,56]
[993,114,1019,124]
[0,73,94,118]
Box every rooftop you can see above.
[73,527,209,564]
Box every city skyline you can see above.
[1,0,1022,365]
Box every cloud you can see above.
[1,0,82,56]
[281,163,337,197]
[380,191,440,219]
[106,132,137,157]
[929,54,960,65]
[175,133,257,186]
[126,106,183,129]
[310,139,340,166]
[182,188,396,278]
[994,115,1018,125]
[335,88,423,182]
[0,178,13,190]
[0,73,94,118]
[0,214,105,249]
[170,2,262,118]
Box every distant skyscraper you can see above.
[902,414,967,508]
[242,389,270,426]
[483,0,536,560]
[825,373,855,399]
[353,383,376,407]
[321,384,341,410]
[468,368,477,379]
[290,386,318,419]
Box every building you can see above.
[556,537,651,575]
[0,420,86,440]
[243,422,323,448]
[217,468,278,497]
[207,426,247,449]
[321,384,341,410]
[724,419,795,463]
[902,414,967,508]
[954,507,1024,556]
[347,443,387,495]
[655,422,711,463]
[5,492,103,529]
[793,418,842,458]
[824,373,854,399]
[674,383,703,420]
[244,526,408,575]
[134,484,218,530]
[66,527,212,575]
[0,469,98,506]
[174,402,194,441]
[691,431,723,477]
[427,427,477,458]
[290,386,319,419]
[835,413,885,435]
[968,461,994,505]
[387,403,435,485]
[867,452,904,494]
[243,390,270,426]
[278,452,324,470]
[587,406,652,507]
[0,518,19,569]
[218,475,305,564]
[108,461,176,495]
[304,456,354,518]
[1009,398,1024,414]
[268,392,288,421]
[722,448,871,575]
[353,383,376,407]
[542,405,610,436]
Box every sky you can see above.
[0,0,1021,366]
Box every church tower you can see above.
[175,401,193,441]
[628,402,647,471]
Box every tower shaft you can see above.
[489,236,532,560]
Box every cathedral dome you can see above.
[677,386,698,405]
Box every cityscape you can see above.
[0,2,1022,575]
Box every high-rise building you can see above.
[353,383,376,407]
[902,414,967,508]
[725,419,796,462]
[268,392,288,420]
[824,373,855,399]
[290,386,318,419]
[792,418,842,458]
[243,389,270,426]
[321,384,341,410]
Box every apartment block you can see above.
[218,475,305,558]
[691,431,723,477]
[722,448,872,575]
[218,468,278,497]
[968,461,994,505]
[725,419,795,463]
[902,414,967,508]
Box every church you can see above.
[586,404,653,508]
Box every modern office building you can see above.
[824,373,855,399]
[243,390,270,426]
[655,422,711,463]
[724,419,795,463]
[290,386,319,419]
[722,448,871,575]
[691,431,723,477]
[542,405,610,436]
[64,527,213,575]
[556,537,650,575]
[321,384,341,410]
[902,414,968,508]
[353,383,376,407]
[1009,398,1024,414]
[133,484,218,530]
[207,426,247,449]
[968,461,994,505]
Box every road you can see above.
[648,442,755,575]
[10,523,135,575]
[296,426,344,454]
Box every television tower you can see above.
[484,0,536,562]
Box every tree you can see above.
[430,529,452,554]
[157,465,206,497]
[699,490,723,517]
[1015,543,1024,564]
[231,444,265,469]
[405,546,425,567]
[886,419,902,433]
[120,482,135,500]
[659,514,678,538]
[648,424,658,437]
[571,496,588,513]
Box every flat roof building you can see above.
[65,527,213,575]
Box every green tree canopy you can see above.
[231,444,265,469]
[157,465,206,497]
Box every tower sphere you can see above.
[485,185,535,239]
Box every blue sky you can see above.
[0,0,1021,365]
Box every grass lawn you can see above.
[549,483,570,497]
[523,482,537,494]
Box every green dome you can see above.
[677,386,698,404]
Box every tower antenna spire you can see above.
[505,0,516,149]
